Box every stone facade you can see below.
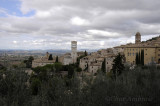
[89,63,101,74]
[115,32,160,65]
[80,48,117,73]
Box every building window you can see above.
[130,53,131,56]
[128,53,129,56]
[158,54,160,56]
[133,53,134,56]
[133,49,134,51]
[130,49,131,51]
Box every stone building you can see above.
[62,41,85,65]
[79,48,117,74]
[115,32,160,65]
[32,52,55,68]
[89,63,101,74]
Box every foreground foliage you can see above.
[0,64,160,106]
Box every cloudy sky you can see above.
[0,0,160,50]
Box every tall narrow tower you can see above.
[135,32,141,44]
[71,41,77,64]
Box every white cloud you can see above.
[88,30,121,37]
[70,17,90,26]
[0,0,160,49]
[13,41,17,44]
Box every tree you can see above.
[141,49,144,66]
[54,62,62,72]
[135,50,144,66]
[101,58,106,73]
[30,78,41,95]
[56,56,59,63]
[111,53,125,79]
[76,67,82,72]
[138,51,141,65]
[68,65,74,79]
[136,53,139,65]
[48,54,53,60]
[85,50,88,56]
[28,56,34,63]
[24,56,34,68]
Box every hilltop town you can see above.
[32,32,160,75]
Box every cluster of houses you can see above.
[32,41,124,74]
[32,32,160,74]
[79,48,123,74]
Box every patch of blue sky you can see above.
[0,0,35,17]
[0,12,6,17]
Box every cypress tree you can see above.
[111,53,125,79]
[141,49,144,65]
[136,53,138,65]
[101,58,106,73]
[84,50,87,56]
[56,56,58,63]
[138,51,141,65]
[48,54,53,60]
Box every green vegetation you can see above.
[0,64,6,72]
[1,52,160,105]
[111,53,125,79]
[136,49,144,65]
[1,65,160,105]
[48,54,53,60]
[101,58,106,73]
[56,56,58,62]
[85,50,88,56]
[23,56,34,68]
[141,49,144,65]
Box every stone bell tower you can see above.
[135,32,141,44]
[71,41,77,64]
